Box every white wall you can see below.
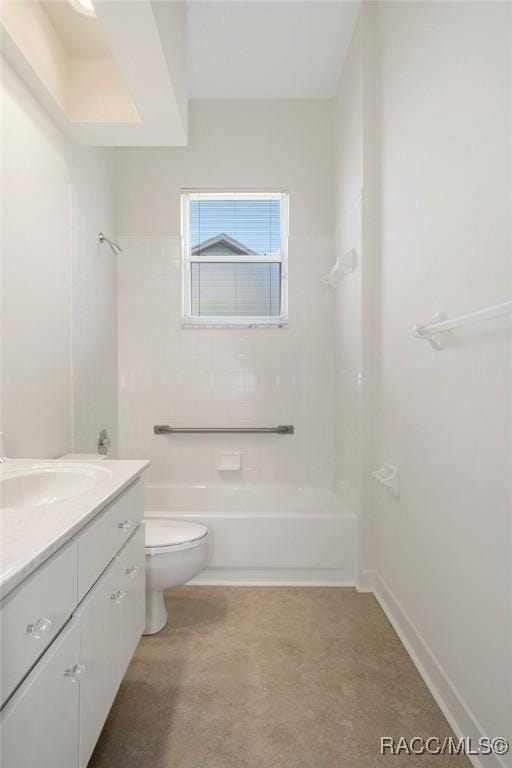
[0,60,117,458]
[333,20,363,512]
[115,99,336,488]
[334,1,512,757]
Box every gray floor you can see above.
[89,586,470,767]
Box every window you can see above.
[181,191,289,326]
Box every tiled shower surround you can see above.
[118,234,335,487]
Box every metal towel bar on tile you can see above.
[153,425,294,435]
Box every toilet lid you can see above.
[145,519,208,549]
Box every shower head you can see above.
[99,232,122,255]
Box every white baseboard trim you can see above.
[191,580,356,587]
[367,569,506,768]
[355,568,375,593]
[189,566,355,588]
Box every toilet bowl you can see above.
[144,519,208,635]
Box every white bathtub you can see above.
[144,484,358,586]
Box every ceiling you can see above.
[41,1,111,57]
[3,0,188,145]
[186,0,361,99]
[4,0,360,146]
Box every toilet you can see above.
[144,519,209,635]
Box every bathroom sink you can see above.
[0,463,111,509]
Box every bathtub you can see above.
[144,484,358,586]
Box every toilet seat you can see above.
[144,519,208,556]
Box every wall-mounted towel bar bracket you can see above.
[154,425,294,435]
[414,300,512,351]
[413,312,447,350]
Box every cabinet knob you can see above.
[125,565,140,578]
[118,520,134,532]
[110,589,127,603]
[65,663,85,683]
[26,617,52,639]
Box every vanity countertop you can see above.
[0,459,150,598]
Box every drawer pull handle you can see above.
[26,617,52,639]
[118,520,134,532]
[65,663,85,683]
[110,589,127,604]
[125,565,140,578]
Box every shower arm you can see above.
[99,232,122,254]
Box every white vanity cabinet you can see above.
[0,618,81,768]
[0,477,145,768]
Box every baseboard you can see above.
[355,568,375,593]
[368,570,506,768]
[189,566,355,587]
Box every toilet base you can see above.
[143,531,209,635]
[144,589,168,635]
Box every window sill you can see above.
[181,322,288,330]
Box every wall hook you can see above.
[322,248,357,288]
[371,463,400,497]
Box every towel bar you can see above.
[154,425,294,435]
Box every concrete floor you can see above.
[89,586,470,767]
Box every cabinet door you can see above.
[116,525,145,678]
[76,525,145,768]
[76,556,121,768]
[0,617,80,768]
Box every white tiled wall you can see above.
[116,100,336,487]
[333,24,364,512]
[118,234,335,486]
[71,149,118,456]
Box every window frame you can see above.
[181,190,289,328]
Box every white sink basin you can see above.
[0,463,112,509]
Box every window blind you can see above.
[191,262,281,316]
[190,196,281,257]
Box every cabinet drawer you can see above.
[76,479,143,600]
[76,525,145,768]
[0,541,77,706]
[0,617,80,768]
